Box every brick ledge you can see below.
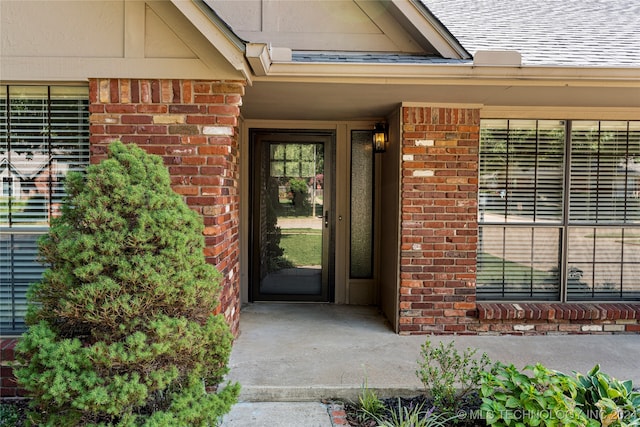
[477,302,640,321]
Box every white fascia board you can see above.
[169,0,252,82]
[260,62,640,87]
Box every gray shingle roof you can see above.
[421,0,640,67]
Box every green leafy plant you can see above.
[0,403,21,427]
[355,373,385,423]
[480,362,596,427]
[15,141,239,426]
[575,364,640,427]
[416,340,492,416]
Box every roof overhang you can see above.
[239,61,640,120]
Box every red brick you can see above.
[194,82,212,93]
[106,125,137,134]
[169,104,203,114]
[106,104,136,114]
[137,125,167,134]
[137,104,167,113]
[625,324,640,332]
[151,80,160,103]
[109,79,119,103]
[207,104,240,115]
[121,115,153,124]
[194,94,224,104]
[131,79,140,103]
[186,115,217,125]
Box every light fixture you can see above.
[373,122,388,153]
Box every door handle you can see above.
[324,210,329,228]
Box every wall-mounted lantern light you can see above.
[373,122,388,153]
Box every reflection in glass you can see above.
[570,121,640,224]
[1,86,89,227]
[1,85,89,334]
[477,226,560,300]
[259,142,324,295]
[479,120,565,224]
[567,227,640,300]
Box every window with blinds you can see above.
[0,85,89,334]
[478,119,640,302]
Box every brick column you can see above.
[399,106,480,334]
[89,79,244,335]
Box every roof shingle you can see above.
[422,0,640,67]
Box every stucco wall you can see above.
[0,1,243,81]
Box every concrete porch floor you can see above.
[221,302,640,425]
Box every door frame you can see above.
[239,120,384,307]
[248,128,335,302]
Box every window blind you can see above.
[479,119,640,302]
[0,85,89,334]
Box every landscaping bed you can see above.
[335,340,640,427]
[0,399,28,427]
[343,393,487,426]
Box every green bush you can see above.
[416,340,491,416]
[480,363,595,427]
[0,403,21,426]
[481,362,640,427]
[288,178,310,214]
[15,141,239,426]
[575,364,640,427]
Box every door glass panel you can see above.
[350,130,374,278]
[256,138,326,297]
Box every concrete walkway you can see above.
[220,303,640,426]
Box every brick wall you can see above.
[398,105,640,335]
[399,106,480,334]
[89,78,244,336]
[476,303,640,335]
[0,339,21,397]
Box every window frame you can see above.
[478,119,640,303]
[0,84,90,335]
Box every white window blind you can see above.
[479,119,640,302]
[0,85,89,334]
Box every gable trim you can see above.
[353,0,427,53]
[169,0,252,82]
[393,0,471,59]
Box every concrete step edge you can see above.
[237,385,424,402]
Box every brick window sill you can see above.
[477,302,640,321]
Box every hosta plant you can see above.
[575,364,640,427]
[15,141,239,426]
[480,362,596,427]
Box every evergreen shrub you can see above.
[15,141,239,426]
